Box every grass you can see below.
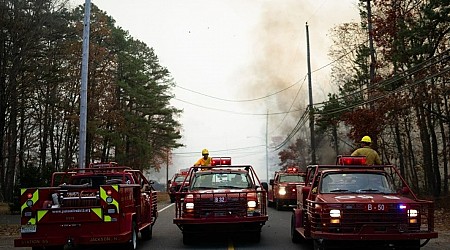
[157,191,169,202]
[0,203,10,215]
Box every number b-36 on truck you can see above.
[14,162,158,250]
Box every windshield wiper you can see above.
[192,186,215,190]
[217,185,239,188]
[329,189,349,192]
[358,189,380,192]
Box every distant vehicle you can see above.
[291,156,438,250]
[268,166,306,210]
[173,157,268,244]
[167,168,190,202]
[14,162,158,250]
[150,180,165,192]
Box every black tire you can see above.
[182,232,194,245]
[32,247,64,250]
[170,195,175,203]
[49,246,64,250]
[291,213,302,243]
[275,199,282,211]
[313,240,325,250]
[124,221,138,250]
[141,224,153,240]
[249,231,261,243]
[400,240,420,250]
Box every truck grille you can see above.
[193,196,247,217]
[308,202,434,233]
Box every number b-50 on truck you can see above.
[173,157,268,245]
[291,156,438,250]
[14,162,158,250]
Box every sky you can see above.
[70,0,361,182]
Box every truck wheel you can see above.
[141,224,153,240]
[313,240,326,250]
[291,213,302,243]
[400,240,420,250]
[48,246,64,250]
[170,195,175,203]
[275,199,282,210]
[250,231,261,243]
[124,221,138,250]
[182,232,194,245]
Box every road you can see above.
[2,201,449,250]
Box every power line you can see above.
[172,97,302,115]
[176,79,300,103]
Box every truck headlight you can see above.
[185,202,194,210]
[247,200,257,208]
[278,187,286,195]
[330,209,341,224]
[408,209,418,217]
[408,209,418,223]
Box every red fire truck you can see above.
[173,157,268,244]
[168,168,189,203]
[268,166,306,210]
[14,162,158,250]
[291,156,438,250]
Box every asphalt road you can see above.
[2,201,450,250]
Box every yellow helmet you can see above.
[361,136,372,143]
[201,148,209,155]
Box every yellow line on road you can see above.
[228,239,234,250]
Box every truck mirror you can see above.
[261,182,269,191]
[269,179,274,185]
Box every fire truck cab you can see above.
[291,156,438,250]
[268,166,306,210]
[14,162,158,250]
[173,157,268,245]
[168,168,189,203]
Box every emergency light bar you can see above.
[286,166,299,173]
[211,157,232,166]
[336,156,367,165]
[179,168,189,175]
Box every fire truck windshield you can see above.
[279,174,305,183]
[320,173,395,194]
[191,172,251,190]
[174,175,186,182]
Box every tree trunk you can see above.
[416,103,435,194]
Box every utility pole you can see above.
[166,149,169,192]
[79,0,91,169]
[306,23,316,164]
[367,0,376,86]
[265,110,269,181]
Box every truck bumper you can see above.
[311,231,438,241]
[174,216,268,232]
[277,198,297,207]
[14,223,132,247]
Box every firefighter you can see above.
[351,136,382,165]
[194,148,212,167]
